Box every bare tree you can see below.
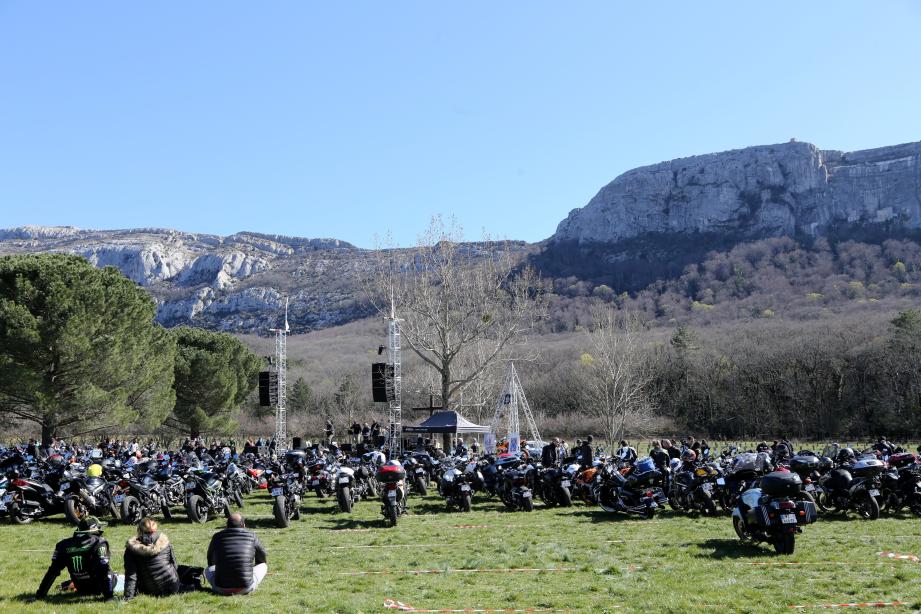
[364,217,545,412]
[580,308,656,445]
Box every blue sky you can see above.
[1,1,919,247]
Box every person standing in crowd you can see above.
[617,440,637,464]
[542,437,563,466]
[325,420,335,445]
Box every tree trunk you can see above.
[441,364,451,411]
[41,423,54,446]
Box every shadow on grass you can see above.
[695,538,772,559]
[320,517,386,530]
[569,510,657,523]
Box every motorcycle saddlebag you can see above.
[789,455,819,476]
[889,452,916,469]
[759,471,802,497]
[797,499,818,525]
[633,457,656,474]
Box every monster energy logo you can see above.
[71,555,84,573]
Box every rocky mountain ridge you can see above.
[0,226,368,333]
[4,139,919,333]
[542,139,921,289]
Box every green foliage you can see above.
[289,376,312,414]
[170,327,261,437]
[0,254,176,442]
[670,324,698,352]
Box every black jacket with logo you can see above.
[37,531,113,599]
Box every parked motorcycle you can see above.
[439,461,474,512]
[595,457,666,518]
[732,471,818,554]
[537,461,575,508]
[668,461,720,515]
[814,459,883,519]
[184,468,231,523]
[120,470,173,524]
[267,464,302,528]
[495,454,535,512]
[377,461,408,527]
[879,453,921,515]
[60,467,120,525]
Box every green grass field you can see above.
[1,489,920,613]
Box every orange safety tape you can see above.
[344,567,576,576]
[383,598,579,612]
[789,601,906,609]
[878,551,920,562]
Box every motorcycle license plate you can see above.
[387,490,397,499]
[522,491,532,498]
[312,480,319,486]
[716,478,726,486]
[415,468,424,474]
[270,488,284,497]
[2,494,12,503]
[781,514,797,524]
[60,482,70,491]
[460,484,471,492]
[869,489,880,497]
[114,494,125,503]
[804,483,815,492]
[561,480,571,488]
[338,477,350,484]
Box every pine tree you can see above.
[0,254,176,443]
[169,327,261,437]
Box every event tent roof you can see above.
[402,410,491,434]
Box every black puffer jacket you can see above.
[123,532,180,600]
[207,528,267,589]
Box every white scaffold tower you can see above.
[270,298,290,454]
[385,301,402,456]
[490,362,542,450]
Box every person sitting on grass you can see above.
[205,513,268,595]
[35,516,118,601]
[124,517,202,601]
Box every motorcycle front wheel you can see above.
[64,498,87,526]
[186,495,208,524]
[732,515,751,543]
[521,496,534,512]
[460,493,472,512]
[121,496,143,525]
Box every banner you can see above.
[484,432,495,454]
[508,432,520,454]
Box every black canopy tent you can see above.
[403,410,490,451]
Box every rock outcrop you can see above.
[554,140,921,244]
[542,140,921,290]
[0,227,367,333]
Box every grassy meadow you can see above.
[0,487,920,613]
